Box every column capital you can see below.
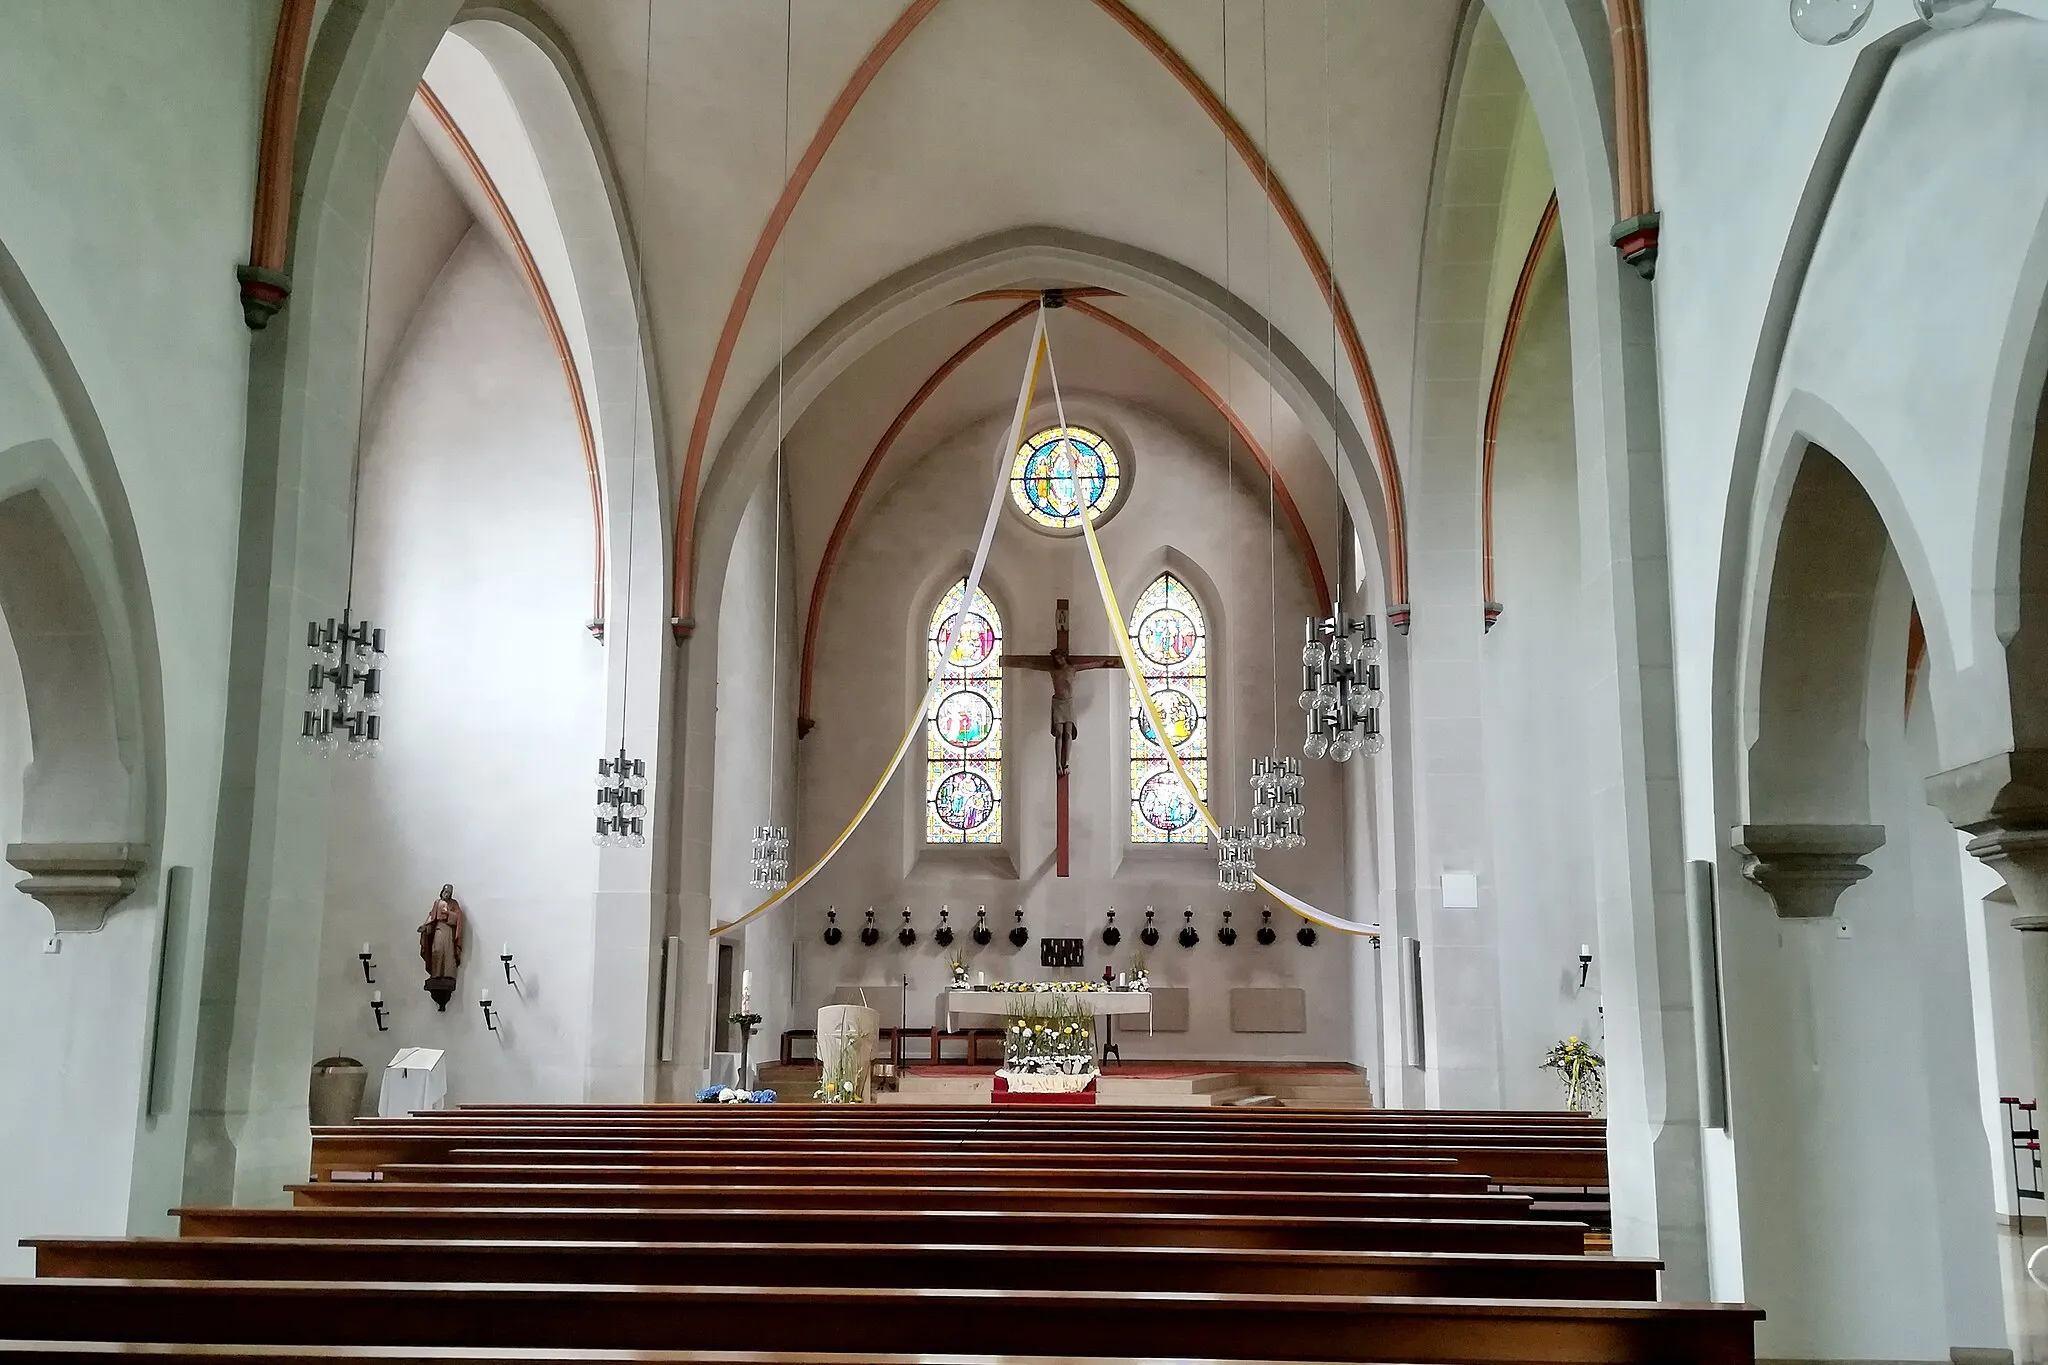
[1925,748,2048,832]
[1963,824,2048,927]
[1729,823,1885,918]
[6,841,149,932]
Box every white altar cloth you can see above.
[944,988,1152,1031]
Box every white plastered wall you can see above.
[1481,254,1601,1107]
[795,398,1356,1063]
[0,0,253,1257]
[315,230,603,1108]
[710,476,799,1077]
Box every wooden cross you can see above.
[1002,599,1124,877]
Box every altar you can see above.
[942,986,1153,1031]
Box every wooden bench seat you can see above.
[0,1279,1762,1365]
[175,1204,1591,1253]
[26,1237,1659,1300]
[0,1348,1621,1365]
[309,1133,1607,1186]
[368,1162,1493,1195]
[285,1180,1536,1221]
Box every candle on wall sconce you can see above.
[480,988,499,1031]
[358,943,376,985]
[1577,944,1593,989]
[501,943,517,984]
[370,990,388,1032]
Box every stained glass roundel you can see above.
[935,690,995,750]
[1137,770,1200,834]
[1137,606,1199,667]
[934,770,997,832]
[1010,426,1124,531]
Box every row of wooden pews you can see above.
[2,1103,1761,1365]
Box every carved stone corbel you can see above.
[1729,824,1885,918]
[1926,749,2048,923]
[6,842,149,932]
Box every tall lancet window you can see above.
[926,579,1004,844]
[1128,572,1208,843]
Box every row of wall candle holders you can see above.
[357,944,520,1032]
[820,907,1319,950]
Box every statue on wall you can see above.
[418,883,464,1009]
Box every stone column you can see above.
[2013,918,2048,1115]
[1728,824,1885,918]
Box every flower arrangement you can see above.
[695,1085,776,1104]
[1003,1001,1097,1076]
[969,978,1145,993]
[950,959,970,988]
[814,1020,869,1104]
[1542,1035,1605,1115]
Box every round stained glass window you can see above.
[1137,770,1199,834]
[934,690,995,750]
[1137,688,1201,751]
[1010,426,1125,532]
[933,770,997,832]
[1136,606,1198,667]
[935,611,997,670]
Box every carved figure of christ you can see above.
[1002,598,1124,877]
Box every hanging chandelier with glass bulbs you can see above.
[1248,755,1306,849]
[1217,823,1257,892]
[301,612,384,756]
[1299,611,1384,763]
[594,747,648,847]
[750,825,790,890]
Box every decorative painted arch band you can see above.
[796,295,1334,733]
[1480,192,1560,629]
[672,0,1406,637]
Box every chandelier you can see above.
[1248,756,1306,849]
[1217,824,1257,892]
[749,824,790,890]
[594,747,648,847]
[1299,611,1384,762]
[301,612,383,756]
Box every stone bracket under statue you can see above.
[6,840,149,932]
[1729,823,1885,918]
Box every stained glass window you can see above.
[1129,572,1208,843]
[926,579,1003,844]
[1010,425,1123,531]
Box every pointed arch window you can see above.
[926,579,1003,844]
[1129,572,1208,843]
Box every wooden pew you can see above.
[283,1179,1538,1221]
[0,1279,1763,1365]
[28,1237,1662,1300]
[368,1161,1494,1195]
[308,1131,1607,1186]
[175,1204,1591,1253]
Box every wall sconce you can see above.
[500,943,517,985]
[1577,944,1593,990]
[358,943,376,985]
[370,990,388,1032]
[479,988,500,1031]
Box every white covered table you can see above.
[945,988,1151,1032]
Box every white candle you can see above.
[360,943,371,957]
[740,969,753,1014]
[480,989,492,1005]
[502,942,511,958]
[371,990,382,1004]
[1579,944,1591,958]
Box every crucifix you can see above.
[1003,599,1124,877]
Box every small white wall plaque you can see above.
[1441,872,1479,909]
